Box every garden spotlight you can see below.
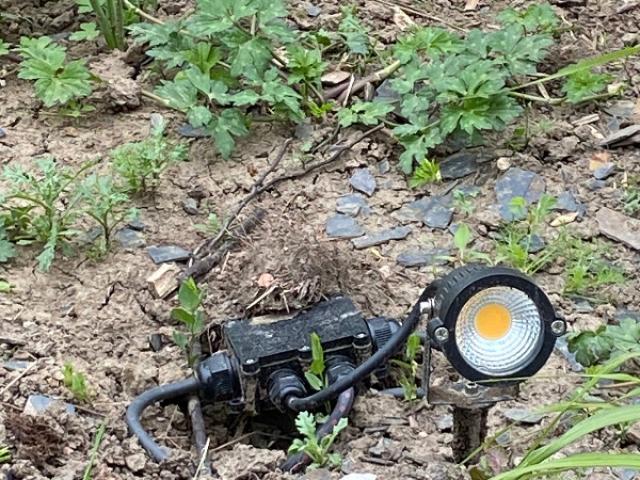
[427,265,566,384]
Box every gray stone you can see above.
[24,394,76,416]
[615,310,640,322]
[504,408,543,425]
[147,245,191,264]
[408,197,454,229]
[178,124,207,138]
[555,336,584,372]
[295,121,314,139]
[593,163,616,180]
[555,191,585,215]
[0,127,6,139]
[596,207,640,251]
[598,125,640,148]
[495,168,546,221]
[306,4,322,17]
[374,79,402,112]
[522,234,545,253]
[82,226,103,244]
[3,360,31,370]
[340,475,377,480]
[351,226,412,249]
[125,453,147,473]
[148,334,164,352]
[397,248,450,268]
[127,217,146,231]
[115,228,146,249]
[615,469,639,480]
[336,194,371,217]
[378,159,390,174]
[326,214,365,239]
[575,299,594,313]
[182,197,199,215]
[350,168,376,196]
[435,414,453,432]
[440,151,489,180]
[586,179,606,191]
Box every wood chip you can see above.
[464,0,480,10]
[596,207,640,251]
[321,70,351,85]
[573,113,600,127]
[598,125,640,148]
[551,212,578,227]
[147,263,181,299]
[392,5,416,30]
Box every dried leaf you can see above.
[551,212,578,227]
[465,0,480,10]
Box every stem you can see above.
[113,0,126,50]
[91,0,116,48]
[141,89,175,109]
[508,91,563,104]
[122,0,163,25]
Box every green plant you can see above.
[453,189,478,216]
[0,280,13,293]
[390,333,421,401]
[196,212,221,235]
[304,332,326,391]
[63,362,90,402]
[562,69,612,103]
[83,421,107,480]
[409,158,441,187]
[337,100,394,128]
[338,6,370,57]
[78,0,126,49]
[623,186,640,217]
[564,239,625,298]
[568,318,640,367]
[472,354,640,479]
[287,46,326,102]
[0,224,17,263]
[289,411,348,469]
[128,0,307,158]
[450,223,494,266]
[80,174,135,252]
[17,36,93,112]
[0,445,10,464]
[111,119,188,193]
[0,39,10,56]
[495,194,557,274]
[172,277,206,365]
[0,157,94,271]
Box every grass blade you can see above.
[83,421,107,480]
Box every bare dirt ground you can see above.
[1,0,640,479]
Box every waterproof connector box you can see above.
[223,296,370,371]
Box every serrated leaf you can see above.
[155,79,199,111]
[229,37,273,78]
[339,7,369,56]
[294,411,317,438]
[0,238,16,263]
[187,106,213,128]
[562,69,611,103]
[128,21,182,47]
[395,27,463,64]
[70,22,100,41]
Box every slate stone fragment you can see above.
[495,168,545,221]
[396,248,450,267]
[116,228,146,249]
[336,194,371,217]
[349,168,377,196]
[147,245,192,264]
[326,214,364,239]
[351,226,411,249]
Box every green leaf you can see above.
[562,69,611,103]
[294,411,317,439]
[172,330,189,350]
[156,78,199,111]
[339,6,369,56]
[0,234,17,263]
[337,100,394,128]
[497,2,559,33]
[187,106,213,128]
[178,277,202,312]
[304,372,324,391]
[229,37,273,78]
[70,23,100,41]
[309,332,325,376]
[208,108,249,158]
[0,280,12,293]
[171,306,195,326]
[0,39,10,56]
[454,223,473,251]
[395,27,463,64]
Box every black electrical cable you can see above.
[379,387,425,399]
[126,376,201,462]
[281,386,356,473]
[285,285,437,411]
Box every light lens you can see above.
[455,286,543,377]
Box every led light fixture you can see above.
[428,265,565,383]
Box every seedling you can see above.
[196,212,221,235]
[172,277,206,365]
[0,280,13,293]
[80,174,135,253]
[63,362,90,402]
[564,239,625,299]
[0,224,17,263]
[450,223,494,266]
[568,318,640,368]
[338,6,371,58]
[17,36,93,111]
[562,69,612,103]
[390,333,421,401]
[0,445,10,464]
[111,119,187,193]
[453,189,478,216]
[1,157,94,271]
[83,421,107,480]
[288,411,348,469]
[287,46,327,103]
[304,332,326,391]
[337,100,394,128]
[409,158,441,188]
[623,186,639,217]
[0,39,10,56]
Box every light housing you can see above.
[427,265,564,384]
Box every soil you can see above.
[1,0,640,479]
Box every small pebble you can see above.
[352,226,411,249]
[503,408,544,425]
[306,4,322,17]
[127,217,146,231]
[593,163,616,180]
[115,228,146,249]
[3,360,31,371]
[148,334,164,352]
[336,194,370,217]
[24,394,76,416]
[147,245,191,264]
[0,127,6,139]
[182,197,199,215]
